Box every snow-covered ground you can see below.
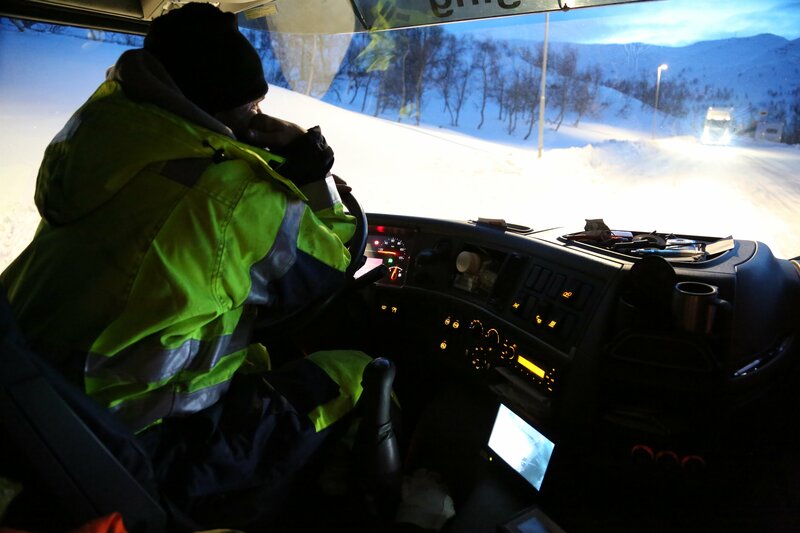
[264,87,800,259]
[2,23,799,272]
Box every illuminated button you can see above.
[391,306,398,314]
[444,316,452,326]
[452,320,460,329]
[559,280,581,305]
[439,340,448,350]
[546,309,566,332]
[532,302,551,327]
[547,274,566,298]
[510,294,527,315]
[380,304,388,311]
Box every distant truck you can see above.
[755,121,783,143]
[702,106,734,145]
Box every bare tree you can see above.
[405,27,445,125]
[785,91,800,144]
[572,64,603,127]
[551,46,578,131]
[492,57,509,122]
[361,71,375,112]
[436,35,457,118]
[338,34,370,104]
[473,39,498,129]
[505,67,528,135]
[520,44,542,141]
[623,42,648,78]
[395,34,413,120]
[436,34,472,127]
[352,31,400,117]
[449,56,472,127]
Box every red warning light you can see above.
[376,226,386,233]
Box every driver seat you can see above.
[0,287,167,532]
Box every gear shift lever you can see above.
[352,357,402,516]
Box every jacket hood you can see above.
[35,49,240,225]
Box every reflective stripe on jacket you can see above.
[1,80,355,432]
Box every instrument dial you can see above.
[371,236,408,282]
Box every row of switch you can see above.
[525,265,592,309]
[511,293,578,339]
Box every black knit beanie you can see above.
[144,3,268,115]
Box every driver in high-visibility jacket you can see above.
[0,3,373,527]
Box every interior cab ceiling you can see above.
[2,0,659,34]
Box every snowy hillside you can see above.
[556,35,800,122]
[320,32,800,145]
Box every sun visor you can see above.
[239,0,359,34]
[239,2,354,97]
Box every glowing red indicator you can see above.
[376,226,386,233]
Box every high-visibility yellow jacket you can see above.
[1,67,357,432]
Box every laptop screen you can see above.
[488,403,555,491]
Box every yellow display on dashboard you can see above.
[518,355,546,379]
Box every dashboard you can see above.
[349,214,800,531]
[358,214,800,474]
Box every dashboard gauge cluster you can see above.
[360,225,414,285]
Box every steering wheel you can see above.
[252,188,370,336]
[341,188,369,278]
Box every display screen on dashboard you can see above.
[488,404,555,491]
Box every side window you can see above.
[0,18,142,270]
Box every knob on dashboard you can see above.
[456,251,482,274]
[468,319,484,338]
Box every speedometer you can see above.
[359,227,414,285]
[373,236,407,282]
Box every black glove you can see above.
[271,126,334,187]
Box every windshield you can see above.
[1,0,799,269]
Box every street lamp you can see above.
[652,63,668,138]
[537,12,550,159]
